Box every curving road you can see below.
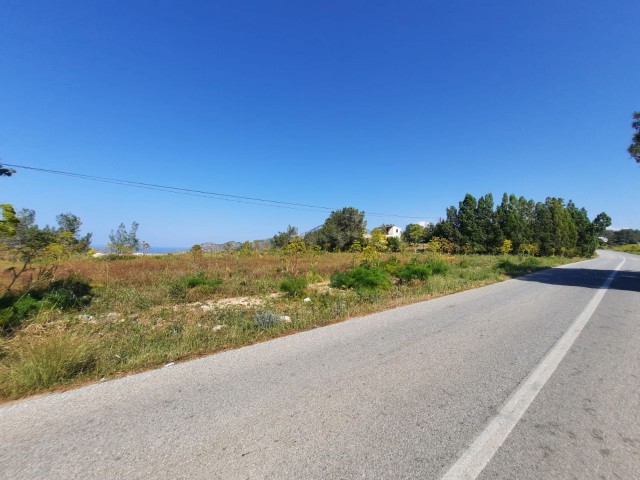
[1,250,639,479]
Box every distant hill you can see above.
[200,239,271,252]
[200,241,242,252]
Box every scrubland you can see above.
[0,250,575,401]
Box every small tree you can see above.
[311,207,366,251]
[368,229,388,252]
[0,204,19,237]
[56,213,92,252]
[108,222,140,254]
[500,239,513,255]
[283,237,307,274]
[403,224,425,245]
[272,225,298,248]
[1,209,86,295]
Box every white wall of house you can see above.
[386,226,402,238]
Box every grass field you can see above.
[0,250,576,401]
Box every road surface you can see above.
[1,250,639,479]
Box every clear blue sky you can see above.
[1,1,638,247]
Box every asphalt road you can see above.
[1,250,638,479]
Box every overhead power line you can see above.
[4,163,427,220]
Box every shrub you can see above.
[395,263,433,283]
[426,258,451,275]
[382,256,401,276]
[387,237,403,252]
[43,276,92,310]
[0,276,93,334]
[279,276,308,297]
[253,310,281,328]
[330,266,391,292]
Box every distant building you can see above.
[381,225,402,238]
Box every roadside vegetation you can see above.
[0,250,574,401]
[610,244,640,255]
[0,165,608,400]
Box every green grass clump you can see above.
[426,258,451,275]
[168,272,223,300]
[330,265,392,292]
[0,333,96,397]
[279,276,308,297]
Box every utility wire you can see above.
[4,163,427,220]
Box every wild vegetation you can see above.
[603,228,640,246]
[0,249,574,401]
[0,165,609,400]
[611,244,640,255]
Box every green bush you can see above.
[330,266,391,292]
[43,277,93,310]
[0,296,41,333]
[426,258,451,275]
[382,256,401,276]
[0,276,93,334]
[279,276,308,297]
[395,263,433,283]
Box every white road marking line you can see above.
[440,256,626,480]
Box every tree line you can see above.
[425,193,610,257]
[272,194,611,258]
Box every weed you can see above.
[279,276,308,297]
[253,310,281,328]
[0,332,96,397]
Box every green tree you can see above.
[496,194,528,252]
[108,222,140,254]
[272,225,298,248]
[534,198,577,256]
[1,209,83,295]
[368,229,388,252]
[629,111,640,163]
[607,228,640,245]
[403,223,426,245]
[567,201,596,257]
[592,212,612,236]
[476,193,502,253]
[309,207,366,251]
[55,213,92,252]
[0,204,19,237]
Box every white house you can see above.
[382,225,402,238]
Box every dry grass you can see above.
[0,250,576,401]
